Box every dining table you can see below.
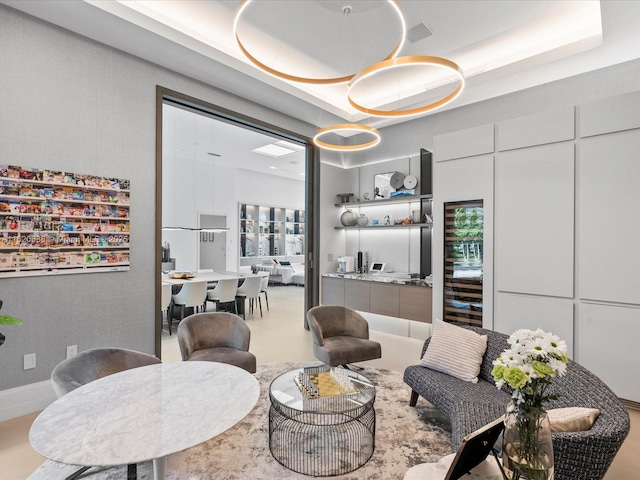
[29,361,260,480]
[161,270,251,286]
[162,271,253,317]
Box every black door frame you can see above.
[155,86,320,357]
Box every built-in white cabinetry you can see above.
[433,125,495,327]
[433,93,640,402]
[239,203,304,260]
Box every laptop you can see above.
[444,415,508,480]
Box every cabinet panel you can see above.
[580,90,640,138]
[578,302,640,402]
[369,283,399,318]
[321,277,345,306]
[399,285,432,323]
[344,280,370,311]
[434,124,494,162]
[497,107,574,151]
[495,292,574,358]
[495,142,574,298]
[579,130,640,304]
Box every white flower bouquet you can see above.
[492,328,569,480]
[492,328,568,407]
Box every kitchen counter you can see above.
[321,274,432,324]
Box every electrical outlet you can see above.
[23,353,36,370]
[66,345,78,359]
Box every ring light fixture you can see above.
[313,124,381,152]
[347,55,465,117]
[233,0,406,85]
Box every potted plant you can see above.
[0,300,23,347]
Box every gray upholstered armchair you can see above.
[51,347,161,398]
[177,312,256,373]
[306,305,381,367]
[51,347,161,479]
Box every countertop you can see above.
[323,272,432,287]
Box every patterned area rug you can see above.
[30,362,452,480]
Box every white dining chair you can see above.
[206,278,239,314]
[258,272,270,311]
[236,275,264,318]
[161,282,172,333]
[171,281,208,334]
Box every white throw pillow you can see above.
[419,322,488,383]
[548,407,600,432]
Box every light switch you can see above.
[23,353,36,370]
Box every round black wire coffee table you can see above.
[268,365,376,477]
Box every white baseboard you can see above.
[0,380,56,422]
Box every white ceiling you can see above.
[163,103,307,180]
[4,0,640,172]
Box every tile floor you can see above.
[1,285,637,479]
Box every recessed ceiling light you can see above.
[269,166,277,169]
[252,144,296,157]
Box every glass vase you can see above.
[503,403,554,480]
[340,209,358,226]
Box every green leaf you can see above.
[0,315,23,325]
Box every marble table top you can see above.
[30,361,260,467]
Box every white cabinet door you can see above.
[495,142,574,298]
[579,130,640,305]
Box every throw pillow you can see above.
[547,407,600,432]
[420,322,488,383]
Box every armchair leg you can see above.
[258,297,262,317]
[264,291,269,310]
[341,364,364,371]
[409,390,419,407]
[127,463,137,479]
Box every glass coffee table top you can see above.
[269,365,375,414]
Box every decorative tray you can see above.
[295,368,357,399]
[169,271,195,279]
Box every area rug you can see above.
[29,362,452,480]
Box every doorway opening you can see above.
[156,87,320,358]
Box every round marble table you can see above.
[30,361,260,479]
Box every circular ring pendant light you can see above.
[347,55,465,117]
[233,0,406,85]
[313,124,381,152]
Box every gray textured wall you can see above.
[0,5,315,391]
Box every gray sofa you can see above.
[403,326,630,480]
